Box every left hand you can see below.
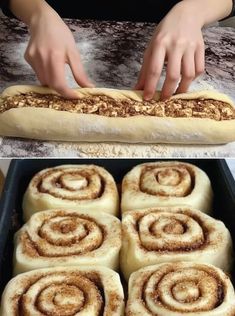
[135,1,205,100]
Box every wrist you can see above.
[173,1,206,27]
[177,0,233,25]
[28,6,60,30]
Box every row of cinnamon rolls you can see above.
[1,162,235,315]
[23,161,213,220]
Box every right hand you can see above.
[25,9,94,98]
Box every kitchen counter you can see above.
[0,12,234,157]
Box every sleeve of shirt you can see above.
[0,0,235,19]
[220,0,235,21]
[0,0,15,17]
[231,0,235,16]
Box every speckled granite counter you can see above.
[0,12,234,157]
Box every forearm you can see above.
[178,0,233,26]
[9,0,58,26]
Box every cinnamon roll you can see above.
[23,164,119,221]
[0,266,124,316]
[120,206,232,280]
[126,262,235,316]
[121,161,213,214]
[13,209,121,274]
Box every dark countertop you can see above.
[0,12,235,157]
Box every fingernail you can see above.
[87,83,95,88]
[144,94,152,101]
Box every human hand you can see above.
[135,1,205,100]
[25,8,94,98]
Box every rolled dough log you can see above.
[0,85,234,144]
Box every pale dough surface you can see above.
[22,164,119,221]
[121,161,213,213]
[120,206,233,280]
[0,265,125,316]
[14,209,121,275]
[0,85,235,144]
[126,262,235,316]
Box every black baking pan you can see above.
[0,159,235,296]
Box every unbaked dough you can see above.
[0,85,234,144]
[0,266,125,316]
[120,206,233,280]
[126,262,235,316]
[121,161,213,213]
[22,164,119,221]
[14,209,122,275]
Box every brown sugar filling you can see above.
[1,92,235,120]
[135,210,210,253]
[16,271,106,315]
[141,266,225,313]
[33,168,105,201]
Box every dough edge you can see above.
[1,84,234,105]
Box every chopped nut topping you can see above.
[1,92,234,120]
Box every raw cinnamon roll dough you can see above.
[121,161,213,213]
[23,164,119,221]
[126,262,235,316]
[0,85,234,144]
[0,265,125,316]
[13,209,121,274]
[120,206,233,280]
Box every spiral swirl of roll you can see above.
[37,167,103,200]
[121,161,213,214]
[23,164,119,221]
[126,262,235,315]
[120,206,232,279]
[0,266,124,316]
[140,164,193,197]
[14,209,121,274]
[25,212,103,256]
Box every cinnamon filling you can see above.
[139,165,195,197]
[1,92,235,120]
[136,211,209,252]
[21,212,106,257]
[33,168,105,201]
[16,271,106,316]
[141,266,225,313]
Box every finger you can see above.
[135,63,147,90]
[143,45,166,100]
[68,51,95,88]
[176,49,195,94]
[48,56,79,99]
[135,48,151,90]
[195,42,205,78]
[25,47,50,86]
[34,58,50,86]
[161,49,182,100]
[34,65,48,86]
[27,59,48,86]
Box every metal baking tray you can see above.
[0,159,235,296]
